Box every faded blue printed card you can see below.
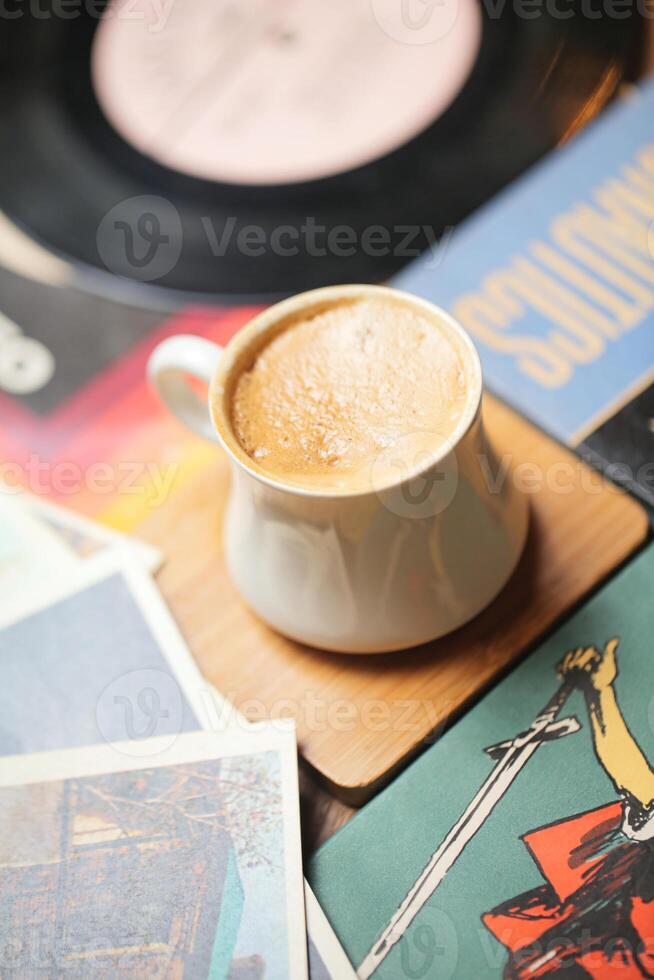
[0,552,353,980]
[0,555,208,755]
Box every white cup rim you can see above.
[210,284,483,499]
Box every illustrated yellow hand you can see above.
[557,637,619,692]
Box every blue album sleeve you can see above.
[394,78,654,447]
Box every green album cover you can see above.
[309,544,654,979]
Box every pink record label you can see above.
[92,0,482,185]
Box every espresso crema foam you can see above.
[229,298,471,491]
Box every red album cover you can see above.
[0,262,261,529]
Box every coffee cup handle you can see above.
[147,335,223,443]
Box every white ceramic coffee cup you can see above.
[148,285,528,653]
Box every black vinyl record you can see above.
[0,0,644,304]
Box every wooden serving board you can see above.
[139,395,648,804]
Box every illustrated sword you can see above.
[358,678,581,979]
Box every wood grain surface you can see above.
[139,393,648,807]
